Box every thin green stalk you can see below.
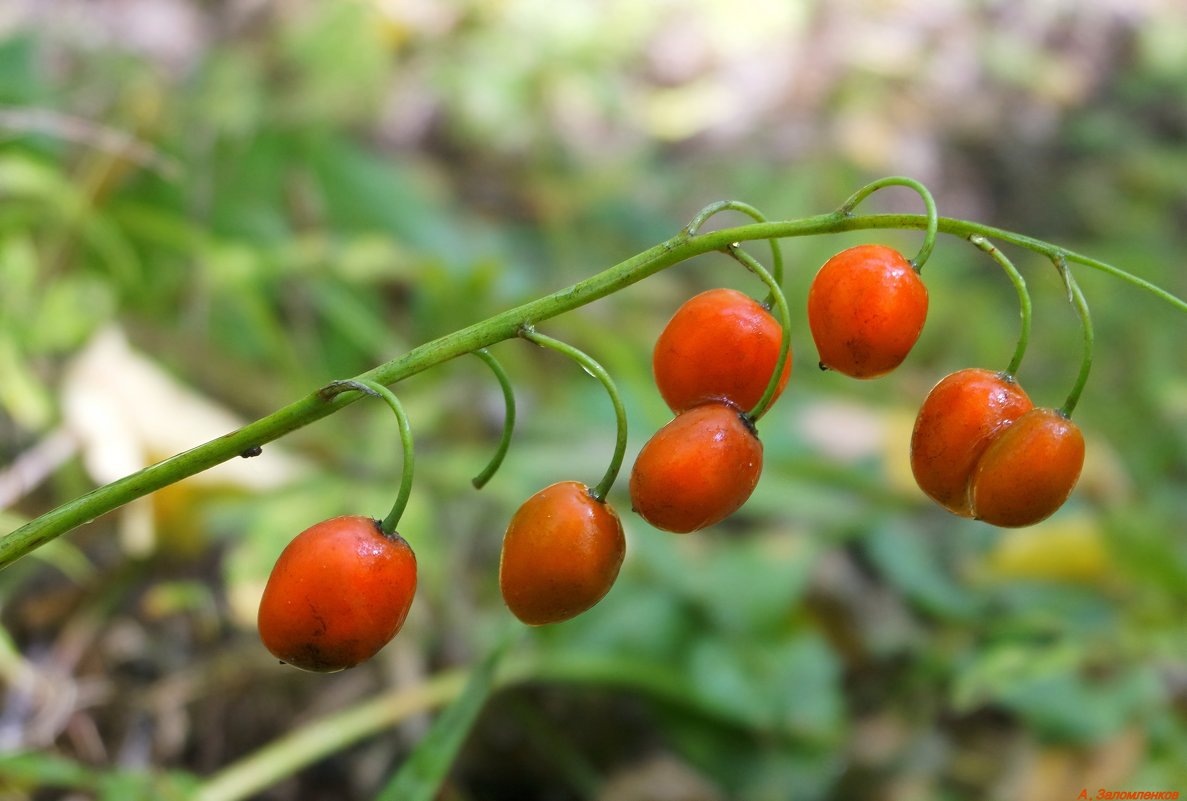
[192,670,468,801]
[374,635,511,801]
[686,199,785,288]
[838,176,938,270]
[969,234,1032,377]
[519,327,627,503]
[4,206,1185,568]
[817,213,1187,313]
[321,380,415,534]
[723,244,792,422]
[0,228,691,568]
[469,348,516,489]
[1055,254,1094,417]
[191,643,782,801]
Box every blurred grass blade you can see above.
[374,640,508,801]
[0,751,197,800]
[0,751,98,790]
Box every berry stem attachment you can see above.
[838,176,938,271]
[322,380,415,535]
[724,243,792,422]
[1054,254,1094,418]
[686,199,785,293]
[518,327,627,503]
[470,348,516,490]
[969,235,1032,378]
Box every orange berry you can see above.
[808,244,928,378]
[652,288,791,412]
[629,401,763,533]
[910,368,1033,516]
[970,408,1085,527]
[499,481,626,625]
[258,515,417,672]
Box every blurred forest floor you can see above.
[1,1,1187,799]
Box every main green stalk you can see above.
[2,209,1183,569]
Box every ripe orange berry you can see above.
[257,515,417,673]
[807,244,928,378]
[652,288,791,412]
[910,368,1033,516]
[499,481,626,625]
[629,401,763,533]
[970,408,1085,527]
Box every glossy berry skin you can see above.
[499,481,625,626]
[970,408,1085,527]
[808,244,928,378]
[258,515,417,673]
[629,401,763,533]
[652,288,791,413]
[910,368,1033,517]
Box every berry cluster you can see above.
[630,235,1087,533]
[808,236,1086,527]
[252,182,1101,673]
[806,236,1087,528]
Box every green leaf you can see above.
[952,640,1164,743]
[0,36,43,104]
[303,137,460,256]
[694,533,820,636]
[864,520,980,620]
[686,631,843,740]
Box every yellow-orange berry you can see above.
[970,408,1085,527]
[258,515,417,672]
[808,244,928,378]
[653,288,791,412]
[499,481,625,625]
[629,401,763,533]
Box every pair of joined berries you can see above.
[910,368,1085,527]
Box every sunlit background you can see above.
[2,1,1187,799]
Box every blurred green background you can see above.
[2,1,1187,799]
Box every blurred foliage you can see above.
[1,1,1187,799]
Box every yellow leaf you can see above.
[61,326,308,555]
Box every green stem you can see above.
[723,244,792,422]
[322,380,414,535]
[1055,254,1094,417]
[373,633,511,801]
[686,199,784,288]
[469,348,516,490]
[192,670,468,801]
[838,176,939,270]
[518,327,627,503]
[969,235,1032,378]
[191,644,775,801]
[826,214,1187,313]
[4,206,1185,568]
